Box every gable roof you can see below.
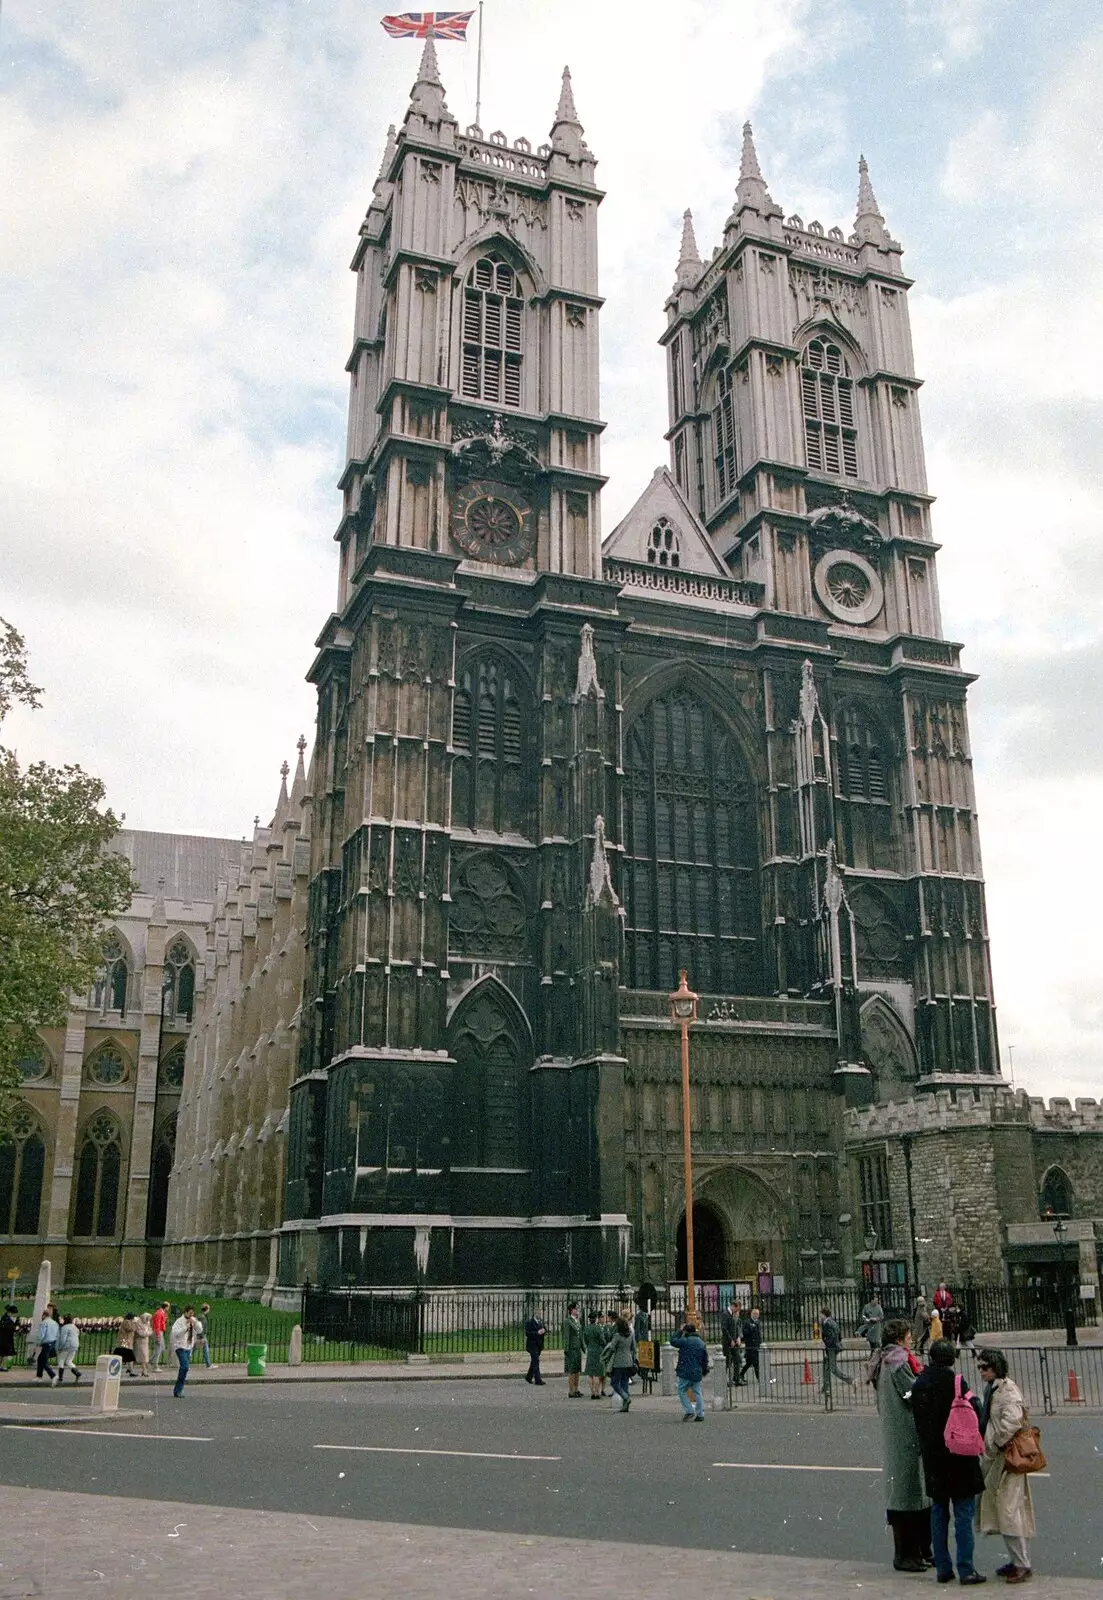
[114,829,244,902]
[603,467,729,577]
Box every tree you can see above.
[0,619,134,1128]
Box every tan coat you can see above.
[978,1377,1036,1539]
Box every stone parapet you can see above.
[846,1087,1103,1142]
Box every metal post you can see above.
[669,971,699,1326]
[475,0,484,128]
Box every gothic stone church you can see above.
[279,44,1001,1296]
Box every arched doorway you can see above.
[675,1201,727,1280]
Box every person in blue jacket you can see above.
[523,1307,546,1386]
[670,1317,710,1421]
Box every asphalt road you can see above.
[2,1379,1100,1578]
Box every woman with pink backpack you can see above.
[911,1338,988,1585]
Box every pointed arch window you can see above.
[73,1111,123,1238]
[163,936,196,1023]
[712,364,738,503]
[623,687,762,994]
[1040,1167,1073,1220]
[838,705,888,801]
[451,652,529,835]
[0,1105,47,1236]
[802,337,859,479]
[647,518,681,569]
[460,254,524,408]
[94,932,130,1017]
[449,988,529,1170]
[837,704,894,871]
[146,1112,177,1240]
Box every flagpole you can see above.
[475,0,484,128]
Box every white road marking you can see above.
[2,1426,212,1442]
[314,1444,560,1462]
[713,1462,882,1472]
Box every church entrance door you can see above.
[675,1201,726,1281]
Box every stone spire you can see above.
[289,735,308,811]
[854,155,890,246]
[734,121,775,215]
[674,208,703,289]
[272,759,291,831]
[550,64,585,157]
[408,34,450,122]
[370,124,397,208]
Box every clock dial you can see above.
[451,478,536,566]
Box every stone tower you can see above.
[285,49,627,1291]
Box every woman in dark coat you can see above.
[867,1317,932,1573]
[910,1338,987,1585]
[0,1304,19,1370]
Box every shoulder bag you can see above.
[1003,1404,1047,1474]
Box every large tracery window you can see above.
[0,1105,47,1236]
[460,254,524,408]
[163,936,196,1023]
[93,932,130,1017]
[801,337,859,479]
[449,985,529,1170]
[623,688,762,994]
[72,1111,123,1238]
[451,652,528,835]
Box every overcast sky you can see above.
[1,1,1099,1102]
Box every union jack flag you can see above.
[380,11,474,39]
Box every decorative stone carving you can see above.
[585,816,619,911]
[449,854,528,959]
[574,623,603,700]
[813,549,884,626]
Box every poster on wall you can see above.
[719,1283,735,1309]
[735,1281,754,1305]
[702,1283,719,1311]
[669,1284,686,1313]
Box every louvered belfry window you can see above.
[713,365,738,503]
[623,689,762,994]
[451,653,528,834]
[460,255,524,408]
[802,338,859,479]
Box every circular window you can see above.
[17,1051,49,1082]
[813,549,883,625]
[88,1046,127,1085]
[159,1046,186,1089]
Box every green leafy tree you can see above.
[0,619,134,1127]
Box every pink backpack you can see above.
[944,1372,984,1456]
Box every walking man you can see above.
[858,1290,885,1355]
[0,1304,18,1371]
[151,1301,169,1369]
[820,1306,853,1393]
[171,1305,198,1398]
[35,1304,59,1382]
[670,1317,710,1422]
[55,1316,82,1384]
[523,1306,546,1386]
[740,1305,763,1384]
[721,1302,743,1385]
[194,1302,216,1368]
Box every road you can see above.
[2,1378,1100,1580]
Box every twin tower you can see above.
[280,43,999,1294]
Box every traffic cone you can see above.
[1067,1368,1084,1404]
[802,1357,814,1385]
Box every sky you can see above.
[1,0,1099,1102]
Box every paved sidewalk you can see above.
[0,1400,152,1427]
[2,1487,1100,1600]
[0,1357,531,1388]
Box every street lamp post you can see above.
[670,970,699,1326]
[864,1229,877,1292]
[1053,1217,1078,1348]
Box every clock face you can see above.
[451,479,536,566]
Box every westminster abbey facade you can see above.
[263,40,1008,1299]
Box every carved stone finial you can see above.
[555,65,580,125]
[674,208,702,289]
[740,121,763,182]
[408,35,451,122]
[416,34,442,88]
[280,761,290,781]
[550,65,586,158]
[822,839,844,917]
[575,623,603,699]
[297,734,307,755]
[732,119,778,220]
[854,154,890,246]
[586,815,620,911]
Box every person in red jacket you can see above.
[151,1302,169,1369]
[933,1281,953,1315]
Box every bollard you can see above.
[660,1344,677,1398]
[246,1343,267,1378]
[91,1353,122,1413]
[1067,1369,1084,1404]
[288,1325,303,1367]
[802,1357,815,1385]
[709,1346,727,1410]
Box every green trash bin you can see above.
[246,1343,267,1377]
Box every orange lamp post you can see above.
[669,969,699,1326]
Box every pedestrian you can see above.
[35,1304,59,1382]
[976,1349,1036,1585]
[942,1303,960,1345]
[563,1300,583,1398]
[55,1316,83,1385]
[171,1306,198,1398]
[933,1280,953,1316]
[523,1305,546,1386]
[739,1305,763,1384]
[602,1313,637,1412]
[599,1310,615,1395]
[720,1302,743,1385]
[151,1302,169,1368]
[820,1306,853,1392]
[867,1317,932,1573]
[912,1294,932,1356]
[194,1302,216,1368]
[0,1304,18,1371]
[911,1338,987,1585]
[929,1306,944,1346]
[958,1308,977,1355]
[858,1290,885,1355]
[670,1316,709,1421]
[134,1311,153,1376]
[113,1312,138,1376]
[583,1310,605,1399]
